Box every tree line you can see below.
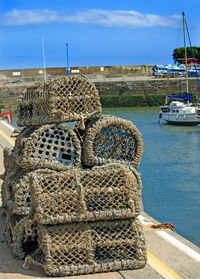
[173,47,200,64]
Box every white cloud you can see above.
[0,9,180,28]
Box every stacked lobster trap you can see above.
[1,75,147,276]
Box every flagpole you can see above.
[66,43,69,76]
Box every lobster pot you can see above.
[25,218,147,276]
[1,171,13,211]
[4,213,38,259]
[17,76,102,127]
[30,164,142,224]
[3,168,53,216]
[11,123,81,171]
[1,163,24,212]
[3,148,13,173]
[13,172,32,215]
[79,115,143,169]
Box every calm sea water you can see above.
[11,108,200,247]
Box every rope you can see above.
[100,130,132,136]
[185,18,200,90]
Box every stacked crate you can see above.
[1,75,147,276]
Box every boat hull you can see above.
[161,112,200,126]
[165,120,200,126]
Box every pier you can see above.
[0,120,200,279]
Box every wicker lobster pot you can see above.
[2,148,13,173]
[17,76,102,127]
[1,163,26,212]
[76,115,143,169]
[4,212,38,259]
[24,218,147,276]
[30,164,142,224]
[2,168,54,216]
[11,123,81,171]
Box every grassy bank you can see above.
[100,93,198,107]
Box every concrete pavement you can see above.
[0,120,15,149]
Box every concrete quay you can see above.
[0,120,200,279]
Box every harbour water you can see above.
[11,107,200,247]
[103,107,200,248]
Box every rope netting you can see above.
[2,167,53,216]
[17,76,102,127]
[11,123,81,171]
[4,212,38,259]
[24,218,147,276]
[76,115,143,169]
[1,163,24,212]
[2,148,12,173]
[30,164,142,224]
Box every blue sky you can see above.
[0,0,200,69]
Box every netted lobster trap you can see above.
[17,76,102,127]
[1,163,24,212]
[24,218,147,276]
[4,212,38,259]
[11,123,81,171]
[1,148,16,210]
[30,164,142,224]
[13,170,54,216]
[2,147,13,174]
[76,115,143,169]
[12,172,32,216]
[1,164,54,216]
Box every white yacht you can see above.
[160,95,200,125]
[159,12,200,126]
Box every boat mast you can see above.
[182,12,189,101]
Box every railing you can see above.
[0,112,12,122]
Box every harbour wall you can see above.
[0,78,200,112]
[96,78,200,107]
[95,78,200,96]
[0,65,153,83]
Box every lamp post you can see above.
[66,43,69,76]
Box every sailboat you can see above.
[159,12,200,125]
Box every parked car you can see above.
[9,78,24,83]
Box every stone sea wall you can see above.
[95,78,200,96]
[95,78,200,107]
[0,78,200,112]
[0,85,27,113]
